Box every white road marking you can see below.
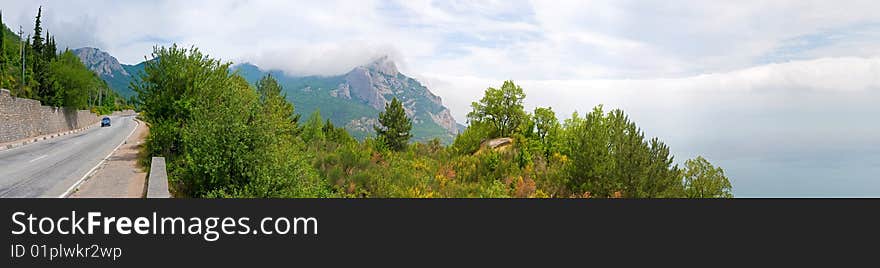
[29,155,48,163]
[59,117,140,198]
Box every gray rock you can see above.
[429,108,459,133]
[482,138,513,150]
[330,83,352,99]
[344,66,387,110]
[72,47,128,77]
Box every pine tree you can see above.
[322,119,335,134]
[255,74,300,137]
[375,97,412,151]
[301,110,325,144]
[256,73,282,103]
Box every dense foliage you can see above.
[0,7,129,113]
[134,45,332,198]
[561,106,683,197]
[307,83,733,198]
[133,44,733,198]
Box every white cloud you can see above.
[6,0,880,79]
[428,56,880,125]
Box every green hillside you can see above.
[1,12,127,112]
[102,61,145,99]
[234,63,459,143]
[75,48,461,143]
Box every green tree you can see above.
[563,107,614,196]
[256,73,282,103]
[134,44,232,158]
[31,7,54,105]
[323,119,354,144]
[301,109,325,144]
[467,80,527,138]
[255,74,300,137]
[641,138,684,197]
[562,106,683,197]
[48,50,94,109]
[533,107,560,159]
[375,97,412,151]
[0,10,6,71]
[44,32,55,62]
[683,156,733,198]
[31,7,43,59]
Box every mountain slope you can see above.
[74,47,461,143]
[234,57,461,143]
[72,47,142,99]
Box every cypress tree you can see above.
[44,32,55,61]
[51,36,57,59]
[374,97,412,151]
[0,10,6,79]
[1,10,6,67]
[43,31,58,106]
[31,7,43,62]
[31,7,51,104]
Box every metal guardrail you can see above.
[147,157,171,198]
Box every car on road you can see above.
[101,117,111,127]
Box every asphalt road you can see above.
[0,115,138,198]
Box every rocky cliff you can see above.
[72,47,128,78]
[72,47,143,98]
[234,56,461,142]
[341,56,459,134]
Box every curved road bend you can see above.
[0,115,138,198]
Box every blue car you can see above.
[101,117,111,127]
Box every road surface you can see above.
[0,115,138,197]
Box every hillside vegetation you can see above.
[136,44,733,198]
[0,8,130,113]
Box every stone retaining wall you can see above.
[0,88,132,144]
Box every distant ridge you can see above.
[72,47,144,99]
[235,57,462,142]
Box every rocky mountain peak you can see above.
[72,47,128,78]
[233,56,461,140]
[339,55,459,134]
[365,55,399,77]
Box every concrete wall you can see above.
[147,157,171,198]
[0,88,104,143]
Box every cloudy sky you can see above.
[4,0,880,196]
